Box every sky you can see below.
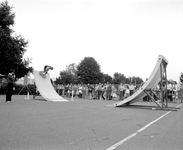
[6,0,183,82]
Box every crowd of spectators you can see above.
[143,80,182,103]
[54,82,137,100]
[165,81,181,103]
[54,80,183,102]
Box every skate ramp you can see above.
[33,70,68,102]
[113,55,168,107]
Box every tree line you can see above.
[55,57,144,85]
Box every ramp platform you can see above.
[112,55,168,107]
[33,70,68,102]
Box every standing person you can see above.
[59,84,64,96]
[97,83,103,100]
[85,84,89,99]
[88,84,92,99]
[111,84,117,100]
[154,83,160,103]
[101,84,106,100]
[6,69,16,103]
[173,81,180,103]
[167,81,173,101]
[106,83,112,100]
[94,84,99,99]
[124,84,130,98]
[72,84,78,98]
[82,84,86,99]
[129,83,136,96]
[119,83,125,100]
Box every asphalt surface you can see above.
[0,95,182,150]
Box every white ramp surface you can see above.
[33,71,68,102]
[113,55,168,107]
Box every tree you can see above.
[134,76,143,85]
[0,1,30,79]
[102,73,112,83]
[56,71,77,85]
[66,63,77,75]
[55,63,78,84]
[77,57,102,84]
[112,72,126,84]
[125,76,143,85]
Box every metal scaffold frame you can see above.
[144,59,178,111]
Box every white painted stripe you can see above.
[106,104,182,150]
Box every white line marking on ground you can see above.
[106,104,182,150]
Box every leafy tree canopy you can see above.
[0,1,31,79]
[56,71,77,85]
[56,57,144,85]
[112,72,126,84]
[55,63,78,84]
[66,63,77,75]
[102,73,112,83]
[112,72,143,85]
[77,57,102,84]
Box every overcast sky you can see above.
[7,0,183,82]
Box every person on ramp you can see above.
[39,65,53,78]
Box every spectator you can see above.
[94,84,99,99]
[64,84,69,97]
[78,84,83,98]
[118,83,126,100]
[56,84,61,95]
[124,84,130,98]
[72,84,78,97]
[167,81,173,101]
[85,84,89,99]
[101,84,106,100]
[106,82,112,100]
[111,84,117,100]
[6,69,15,103]
[98,83,103,100]
[60,84,65,96]
[129,83,136,96]
[154,83,160,103]
[173,81,180,103]
[82,84,86,99]
[88,84,93,99]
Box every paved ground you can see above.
[0,95,182,150]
